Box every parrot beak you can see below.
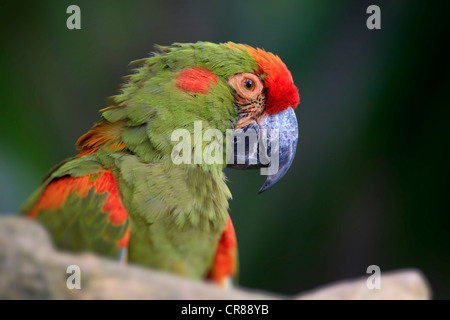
[227,107,298,193]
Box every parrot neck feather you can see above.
[76,120,127,157]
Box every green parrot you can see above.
[21,41,300,286]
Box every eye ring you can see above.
[228,72,263,100]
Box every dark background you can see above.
[1,1,449,298]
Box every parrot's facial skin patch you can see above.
[228,73,266,130]
[175,66,219,95]
[228,73,263,101]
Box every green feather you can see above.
[23,41,257,280]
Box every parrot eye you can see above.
[243,79,254,90]
[228,73,263,101]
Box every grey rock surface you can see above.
[0,216,431,300]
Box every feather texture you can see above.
[22,41,298,284]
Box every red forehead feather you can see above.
[234,44,300,114]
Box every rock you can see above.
[295,269,431,300]
[0,216,431,300]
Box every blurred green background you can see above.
[1,0,449,298]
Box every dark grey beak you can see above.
[227,107,298,193]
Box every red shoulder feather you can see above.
[27,170,130,249]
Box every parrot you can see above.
[21,41,300,287]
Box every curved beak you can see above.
[227,107,298,193]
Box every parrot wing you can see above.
[21,156,130,261]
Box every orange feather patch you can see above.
[28,171,129,229]
[207,215,237,285]
[76,120,127,157]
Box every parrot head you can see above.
[223,43,299,193]
[77,42,299,193]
